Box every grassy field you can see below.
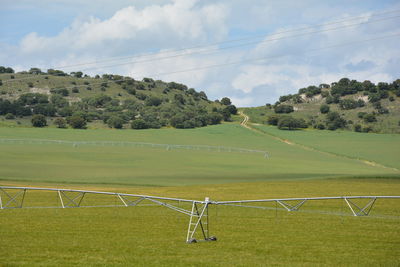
[251,124,400,170]
[0,124,399,186]
[1,123,400,265]
[1,179,399,266]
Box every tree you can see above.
[224,105,237,115]
[277,116,307,130]
[339,99,358,110]
[320,104,330,114]
[274,104,294,114]
[54,118,67,128]
[363,113,377,123]
[107,116,124,129]
[267,115,280,125]
[131,119,148,129]
[325,112,347,130]
[220,97,231,105]
[0,66,14,73]
[145,96,162,106]
[31,114,47,127]
[29,68,42,75]
[67,115,86,129]
[72,71,83,78]
[207,113,223,125]
[354,124,362,132]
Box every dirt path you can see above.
[238,111,251,130]
[238,111,400,172]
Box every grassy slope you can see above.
[0,124,399,186]
[1,179,399,266]
[251,124,400,170]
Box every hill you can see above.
[244,78,400,133]
[0,67,237,129]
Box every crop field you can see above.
[251,124,400,170]
[0,124,399,186]
[1,124,400,266]
[1,179,400,266]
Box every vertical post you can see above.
[20,189,26,208]
[77,192,85,207]
[186,202,196,242]
[0,193,3,209]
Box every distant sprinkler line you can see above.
[2,9,400,82]
[25,32,400,92]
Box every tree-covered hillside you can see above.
[0,67,237,129]
[244,78,400,133]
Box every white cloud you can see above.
[16,0,229,68]
[2,0,400,106]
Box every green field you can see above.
[0,124,399,186]
[1,179,399,266]
[1,123,400,265]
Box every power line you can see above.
[27,32,400,92]
[75,14,400,72]
[133,33,400,78]
[38,8,400,70]
[2,8,400,82]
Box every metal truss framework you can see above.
[1,186,399,243]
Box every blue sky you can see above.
[1,0,399,106]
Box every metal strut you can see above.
[277,199,307,211]
[0,188,26,209]
[344,197,377,216]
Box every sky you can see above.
[1,0,400,106]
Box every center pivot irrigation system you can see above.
[1,186,399,243]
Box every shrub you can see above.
[67,115,86,129]
[339,99,358,110]
[224,105,237,115]
[5,113,15,119]
[107,116,124,129]
[145,96,162,106]
[31,114,47,127]
[320,104,330,114]
[362,126,373,133]
[363,113,377,123]
[131,119,148,129]
[354,124,362,132]
[274,104,294,114]
[277,116,307,130]
[266,115,280,126]
[325,111,347,130]
[54,117,67,128]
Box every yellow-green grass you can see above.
[0,124,399,186]
[1,179,399,266]
[251,124,400,170]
